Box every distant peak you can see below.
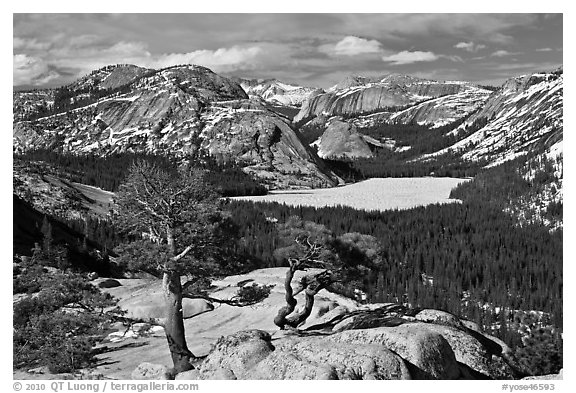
[329,75,372,91]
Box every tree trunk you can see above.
[286,287,316,328]
[274,263,298,329]
[163,225,193,373]
[286,270,332,328]
[163,270,193,373]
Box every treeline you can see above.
[14,150,267,197]
[349,152,487,179]
[227,200,563,329]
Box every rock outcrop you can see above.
[313,119,373,159]
[96,268,522,380]
[178,317,518,380]
[194,329,412,380]
[201,108,337,188]
[125,268,521,380]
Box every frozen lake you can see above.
[231,177,470,212]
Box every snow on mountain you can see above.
[386,85,492,128]
[235,78,321,107]
[422,69,563,166]
[295,74,490,127]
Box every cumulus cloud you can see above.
[319,36,384,56]
[152,46,263,71]
[13,38,281,86]
[454,41,487,53]
[382,51,439,65]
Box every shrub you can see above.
[13,270,118,372]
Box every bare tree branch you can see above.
[172,244,194,262]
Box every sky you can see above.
[13,13,563,89]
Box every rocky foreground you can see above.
[67,268,543,380]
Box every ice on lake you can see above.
[230,177,470,212]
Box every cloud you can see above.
[13,54,59,86]
[338,14,534,44]
[319,36,384,56]
[536,47,553,52]
[13,37,51,52]
[444,55,464,63]
[382,51,440,65]
[490,50,522,57]
[454,41,486,53]
[175,46,263,71]
[13,38,284,86]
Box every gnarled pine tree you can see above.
[113,161,234,373]
[273,216,382,330]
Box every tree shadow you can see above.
[95,341,149,355]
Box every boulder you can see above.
[197,330,274,380]
[131,362,172,380]
[331,324,460,379]
[255,336,411,380]
[196,329,411,380]
[411,322,515,379]
[415,309,464,329]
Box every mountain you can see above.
[12,64,152,122]
[294,74,492,127]
[297,69,562,168]
[423,68,563,165]
[234,77,322,107]
[13,64,338,189]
